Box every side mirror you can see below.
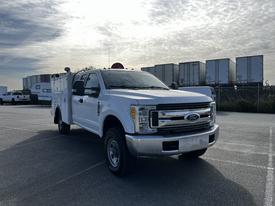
[171,82,178,90]
[84,87,100,97]
[73,81,84,96]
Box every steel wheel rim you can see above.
[107,139,120,168]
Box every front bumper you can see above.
[16,99,30,102]
[125,124,219,156]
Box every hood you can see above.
[107,89,212,105]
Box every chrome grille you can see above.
[150,102,212,134]
[157,122,211,135]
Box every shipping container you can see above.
[154,63,179,86]
[236,55,263,85]
[178,61,205,86]
[205,58,236,85]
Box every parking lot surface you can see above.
[0,105,274,206]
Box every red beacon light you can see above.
[111,62,124,69]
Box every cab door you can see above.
[72,74,87,126]
[81,73,101,134]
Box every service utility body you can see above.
[51,67,219,176]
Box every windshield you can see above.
[101,70,169,90]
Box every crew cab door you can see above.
[72,74,87,126]
[81,73,101,133]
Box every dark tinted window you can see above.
[101,70,169,90]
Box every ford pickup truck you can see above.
[51,68,219,176]
[0,91,30,105]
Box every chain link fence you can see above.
[214,85,275,113]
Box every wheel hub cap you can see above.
[107,140,120,168]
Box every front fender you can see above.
[99,108,135,138]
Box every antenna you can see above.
[108,47,111,68]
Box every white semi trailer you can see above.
[154,64,179,87]
[206,58,236,85]
[179,61,205,86]
[236,55,263,85]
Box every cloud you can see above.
[0,55,40,74]
[0,0,275,89]
[0,0,63,48]
[0,12,61,47]
[0,0,66,88]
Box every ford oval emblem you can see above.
[185,113,200,121]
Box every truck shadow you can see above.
[122,157,257,206]
[0,128,257,206]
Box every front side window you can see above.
[101,70,169,90]
[85,73,99,89]
[84,73,100,97]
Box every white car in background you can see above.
[31,82,52,102]
[178,86,216,101]
[0,91,30,105]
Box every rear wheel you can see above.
[57,112,70,135]
[179,148,207,159]
[0,99,3,105]
[104,127,136,176]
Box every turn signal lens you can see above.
[130,106,137,120]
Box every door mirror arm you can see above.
[84,87,100,97]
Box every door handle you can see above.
[78,99,83,103]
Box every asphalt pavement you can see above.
[0,105,274,206]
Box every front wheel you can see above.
[11,99,16,105]
[57,112,70,135]
[179,148,207,159]
[104,127,136,176]
[0,99,3,105]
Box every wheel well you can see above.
[103,115,124,136]
[54,107,61,124]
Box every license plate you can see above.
[180,135,208,151]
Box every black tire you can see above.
[179,148,207,159]
[0,99,3,105]
[57,112,70,135]
[11,99,16,105]
[104,127,136,176]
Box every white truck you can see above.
[31,82,52,102]
[51,68,219,176]
[0,91,30,105]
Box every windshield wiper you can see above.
[108,85,141,89]
[108,85,169,90]
[140,86,169,90]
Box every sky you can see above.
[0,0,275,89]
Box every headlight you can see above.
[210,102,216,126]
[130,105,156,134]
